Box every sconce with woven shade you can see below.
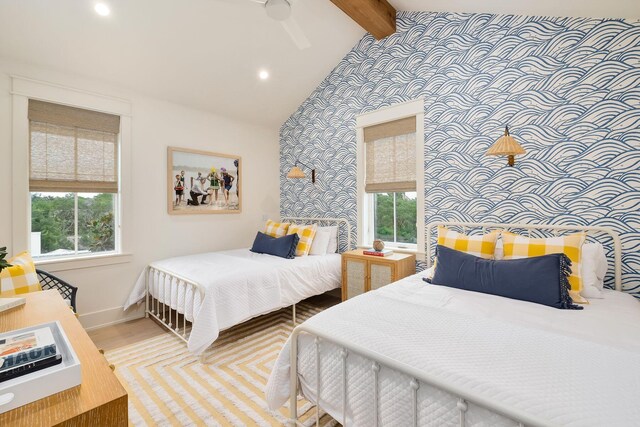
[287,162,316,183]
[486,126,526,167]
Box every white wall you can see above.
[0,60,280,329]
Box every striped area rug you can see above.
[105,299,338,426]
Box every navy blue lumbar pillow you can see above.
[427,245,582,310]
[250,232,299,259]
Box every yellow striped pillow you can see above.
[264,220,290,238]
[287,224,317,256]
[437,226,499,259]
[502,231,586,293]
[0,251,41,296]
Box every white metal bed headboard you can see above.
[426,221,622,292]
[281,217,352,253]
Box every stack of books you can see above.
[0,326,62,382]
[363,248,394,257]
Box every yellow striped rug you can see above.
[106,299,338,426]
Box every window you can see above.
[373,192,417,245]
[28,100,120,259]
[356,99,425,256]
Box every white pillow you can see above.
[309,227,332,255]
[321,226,339,254]
[581,242,607,299]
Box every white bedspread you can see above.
[125,249,340,354]
[266,274,640,426]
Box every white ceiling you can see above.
[0,0,364,128]
[0,1,637,128]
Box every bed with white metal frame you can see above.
[287,221,623,427]
[143,217,351,356]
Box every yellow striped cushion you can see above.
[437,226,499,259]
[264,220,290,238]
[502,232,586,293]
[287,224,317,257]
[0,251,41,296]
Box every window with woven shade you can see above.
[28,100,121,259]
[362,115,418,247]
[29,100,120,193]
[364,116,416,193]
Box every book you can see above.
[0,297,26,313]
[363,249,394,257]
[0,327,57,372]
[0,353,63,383]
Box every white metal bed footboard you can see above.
[145,264,205,345]
[289,324,547,427]
[288,222,623,426]
[144,217,351,354]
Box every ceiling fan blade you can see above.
[281,16,311,50]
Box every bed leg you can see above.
[145,268,150,318]
[292,304,297,326]
[199,352,207,364]
[290,328,299,425]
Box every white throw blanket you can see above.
[125,249,340,355]
[266,276,640,426]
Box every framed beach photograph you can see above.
[168,147,241,214]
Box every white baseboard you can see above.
[79,304,145,331]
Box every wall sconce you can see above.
[287,161,316,183]
[485,126,526,167]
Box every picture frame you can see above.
[167,147,241,214]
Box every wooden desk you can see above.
[0,290,127,426]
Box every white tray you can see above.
[0,321,81,414]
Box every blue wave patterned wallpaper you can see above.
[280,12,640,295]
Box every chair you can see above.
[36,269,78,312]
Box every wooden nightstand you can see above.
[341,249,416,301]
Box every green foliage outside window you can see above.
[31,193,115,255]
[0,247,11,274]
[374,192,417,244]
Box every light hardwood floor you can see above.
[88,291,341,351]
[88,317,166,351]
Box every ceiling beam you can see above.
[330,0,396,40]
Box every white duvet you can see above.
[125,249,340,354]
[266,274,640,426]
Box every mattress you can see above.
[125,249,340,354]
[266,274,640,426]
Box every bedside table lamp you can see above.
[486,126,526,167]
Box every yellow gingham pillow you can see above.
[0,251,41,296]
[437,226,499,259]
[287,224,317,257]
[502,232,586,293]
[264,220,290,238]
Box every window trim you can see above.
[355,99,425,260]
[10,76,132,269]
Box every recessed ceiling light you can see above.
[258,70,269,80]
[95,3,110,16]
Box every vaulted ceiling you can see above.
[0,0,636,128]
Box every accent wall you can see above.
[280,12,640,296]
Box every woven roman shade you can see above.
[364,116,416,193]
[29,100,120,193]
